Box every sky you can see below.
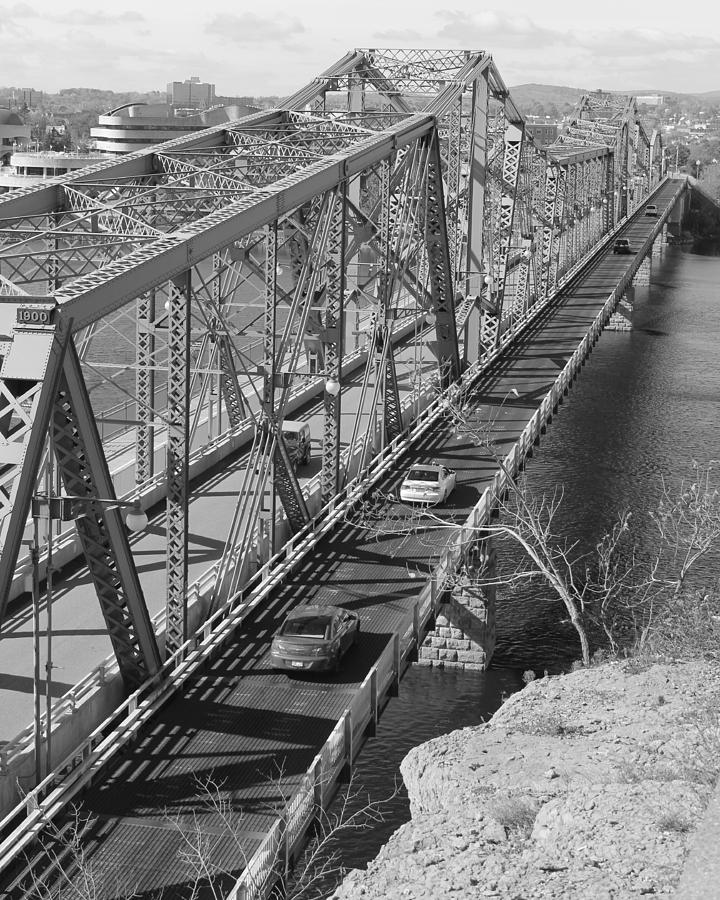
[2,0,719,98]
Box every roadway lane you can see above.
[0,333,438,745]
[0,183,681,897]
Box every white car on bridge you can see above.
[399,463,457,505]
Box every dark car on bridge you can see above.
[270,605,360,673]
[612,238,632,254]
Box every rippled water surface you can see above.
[320,239,720,883]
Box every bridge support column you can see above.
[418,536,496,670]
[634,254,651,285]
[608,284,634,331]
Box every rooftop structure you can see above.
[0,148,106,193]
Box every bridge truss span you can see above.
[0,49,660,713]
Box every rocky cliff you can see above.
[333,659,720,899]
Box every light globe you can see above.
[125,503,149,533]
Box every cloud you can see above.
[372,28,425,42]
[205,12,304,44]
[435,9,561,48]
[1,5,145,24]
[430,9,720,92]
[56,10,145,25]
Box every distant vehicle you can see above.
[612,238,632,254]
[282,420,311,468]
[270,605,360,673]
[399,463,457,505]
[644,204,658,217]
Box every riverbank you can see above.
[332,658,720,898]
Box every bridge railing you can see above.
[228,626,414,900]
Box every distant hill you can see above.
[509,83,586,108]
[508,83,720,117]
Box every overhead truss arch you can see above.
[0,49,661,688]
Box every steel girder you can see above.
[165,274,191,654]
[0,48,649,687]
[135,290,156,484]
[320,191,346,504]
[0,310,161,685]
[552,91,655,225]
[54,342,161,687]
[424,132,461,383]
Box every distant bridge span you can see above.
[0,47,696,899]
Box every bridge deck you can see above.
[0,183,680,897]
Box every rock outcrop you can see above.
[333,659,720,899]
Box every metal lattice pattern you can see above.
[165,277,191,654]
[0,48,662,691]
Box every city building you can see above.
[0,109,31,165]
[90,101,260,156]
[636,94,664,107]
[526,121,560,147]
[167,76,215,109]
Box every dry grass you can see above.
[657,810,694,833]
[488,797,538,835]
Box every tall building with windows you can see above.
[166,76,216,110]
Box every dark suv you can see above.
[612,238,632,254]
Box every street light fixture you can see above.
[324,377,341,397]
[26,493,148,784]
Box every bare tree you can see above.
[23,803,141,900]
[278,774,397,900]
[20,771,394,900]
[349,388,720,667]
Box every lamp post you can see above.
[26,494,148,783]
[696,159,702,180]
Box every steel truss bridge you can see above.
[0,48,669,897]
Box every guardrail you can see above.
[228,620,419,898]
[0,182,671,884]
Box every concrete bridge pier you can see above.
[418,534,496,670]
[666,189,689,240]
[608,283,635,332]
[634,254,651,285]
[607,240,656,333]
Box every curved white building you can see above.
[90,102,259,156]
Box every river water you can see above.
[315,238,720,885]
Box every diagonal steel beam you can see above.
[0,306,70,626]
[56,342,161,687]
